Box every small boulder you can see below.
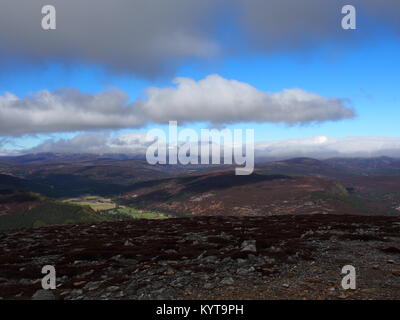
[124,240,133,246]
[240,240,257,253]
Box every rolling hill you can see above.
[119,170,370,216]
[0,188,133,231]
[1,153,399,227]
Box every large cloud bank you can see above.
[0,0,399,76]
[0,75,354,136]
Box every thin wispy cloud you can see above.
[22,133,400,160]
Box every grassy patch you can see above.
[108,206,167,220]
[63,195,116,211]
[64,195,168,219]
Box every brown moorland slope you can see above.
[122,171,364,216]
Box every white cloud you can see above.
[255,136,400,160]
[0,75,354,136]
[22,133,400,160]
[0,88,144,136]
[139,75,354,125]
[26,132,152,155]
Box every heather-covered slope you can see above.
[121,171,369,216]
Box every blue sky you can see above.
[0,1,399,157]
[3,32,399,148]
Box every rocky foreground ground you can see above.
[1,214,400,300]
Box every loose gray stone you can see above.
[237,266,255,275]
[32,289,56,300]
[203,282,215,289]
[221,277,235,285]
[107,286,120,292]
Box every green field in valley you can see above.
[63,195,116,211]
[108,206,167,219]
[64,195,167,220]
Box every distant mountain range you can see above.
[257,156,400,177]
[1,153,399,231]
[2,153,400,174]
